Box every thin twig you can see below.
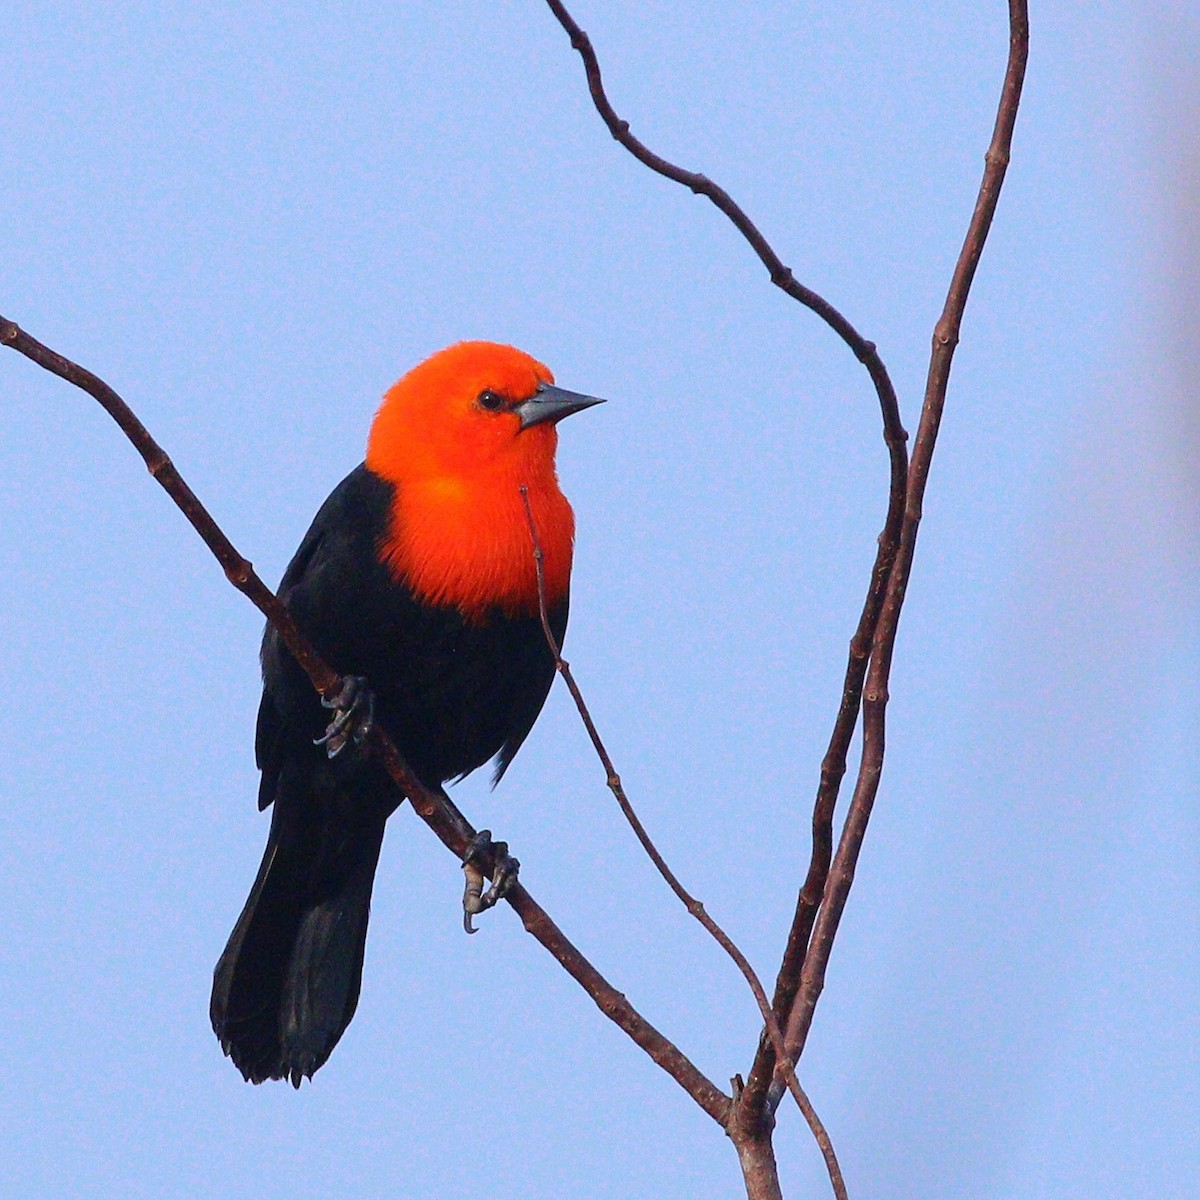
[540,0,910,1123]
[0,314,731,1127]
[542,0,904,433]
[740,520,898,1114]
[520,489,845,1198]
[772,0,1031,1108]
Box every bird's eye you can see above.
[477,389,506,412]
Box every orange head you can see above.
[365,341,603,620]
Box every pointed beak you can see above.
[515,382,607,430]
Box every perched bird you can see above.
[210,341,603,1086]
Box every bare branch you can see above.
[539,1,911,1123]
[772,0,1031,1106]
[0,313,731,1128]
[740,512,901,1113]
[521,490,846,1200]
[542,1,904,431]
[733,1128,786,1200]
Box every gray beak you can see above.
[515,382,607,430]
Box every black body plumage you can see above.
[210,464,567,1085]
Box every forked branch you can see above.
[542,0,1031,1153]
[520,489,846,1199]
[771,0,1031,1105]
[541,0,908,1129]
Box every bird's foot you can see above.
[314,675,375,758]
[461,830,520,934]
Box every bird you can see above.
[210,341,604,1086]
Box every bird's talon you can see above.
[314,675,375,758]
[461,830,520,932]
[484,844,520,907]
[462,863,485,935]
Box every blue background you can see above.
[2,3,1196,1197]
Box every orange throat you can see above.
[362,341,579,621]
[375,465,574,621]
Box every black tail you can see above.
[211,795,386,1086]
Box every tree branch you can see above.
[771,0,1031,1107]
[520,490,846,1200]
[0,313,731,1128]
[540,0,909,1130]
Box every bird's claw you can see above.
[462,830,520,934]
[314,675,375,758]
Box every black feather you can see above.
[211,464,566,1083]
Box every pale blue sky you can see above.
[2,4,1196,1198]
